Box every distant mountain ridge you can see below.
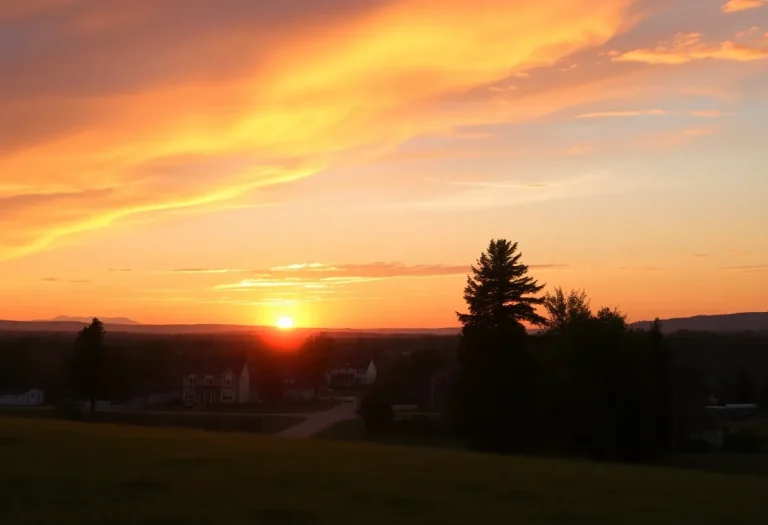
[2,312,767,335]
[630,312,768,333]
[47,316,141,325]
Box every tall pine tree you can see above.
[455,239,545,452]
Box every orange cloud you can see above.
[0,0,638,260]
[213,262,567,298]
[637,126,718,149]
[735,26,762,39]
[613,32,768,64]
[722,0,767,12]
[575,109,667,118]
[690,110,737,117]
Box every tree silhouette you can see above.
[70,318,106,417]
[456,239,545,452]
[458,239,546,330]
[298,333,334,396]
[649,318,675,455]
[542,287,592,333]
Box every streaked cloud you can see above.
[575,109,668,119]
[690,110,737,117]
[214,261,567,293]
[0,0,639,260]
[722,0,767,12]
[171,268,243,274]
[726,264,768,272]
[613,32,768,64]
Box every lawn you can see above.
[1,417,768,525]
[0,408,302,435]
[315,418,464,449]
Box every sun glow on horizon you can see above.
[276,316,295,330]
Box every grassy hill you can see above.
[1,418,767,525]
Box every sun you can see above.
[276,316,294,330]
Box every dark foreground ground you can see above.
[1,417,767,525]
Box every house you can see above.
[0,388,45,406]
[181,357,250,407]
[328,359,377,388]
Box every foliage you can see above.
[676,438,712,454]
[69,318,106,417]
[54,398,83,421]
[296,334,335,393]
[457,239,546,330]
[456,239,544,452]
[724,431,763,454]
[358,388,394,433]
[542,287,592,333]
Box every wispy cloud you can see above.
[0,0,640,259]
[726,264,768,272]
[214,261,566,292]
[171,268,244,274]
[613,32,768,64]
[575,109,667,119]
[41,277,90,283]
[690,110,737,117]
[722,0,767,13]
[109,268,133,272]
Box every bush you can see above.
[724,431,763,454]
[55,399,83,421]
[358,390,393,434]
[676,438,712,454]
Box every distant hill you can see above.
[0,319,460,337]
[630,312,768,333]
[47,316,141,325]
[5,312,766,336]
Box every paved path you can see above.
[275,400,358,438]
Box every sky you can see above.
[1,0,767,328]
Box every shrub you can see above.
[358,390,393,434]
[676,438,712,454]
[55,399,83,421]
[724,431,763,453]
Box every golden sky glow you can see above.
[1,0,766,327]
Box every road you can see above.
[275,399,358,438]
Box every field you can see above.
[0,408,302,435]
[2,418,768,525]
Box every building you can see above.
[181,357,250,407]
[0,388,45,406]
[327,359,377,388]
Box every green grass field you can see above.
[1,417,767,525]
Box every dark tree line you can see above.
[453,239,675,461]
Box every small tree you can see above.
[358,387,394,433]
[298,333,334,396]
[542,287,592,333]
[70,318,106,417]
